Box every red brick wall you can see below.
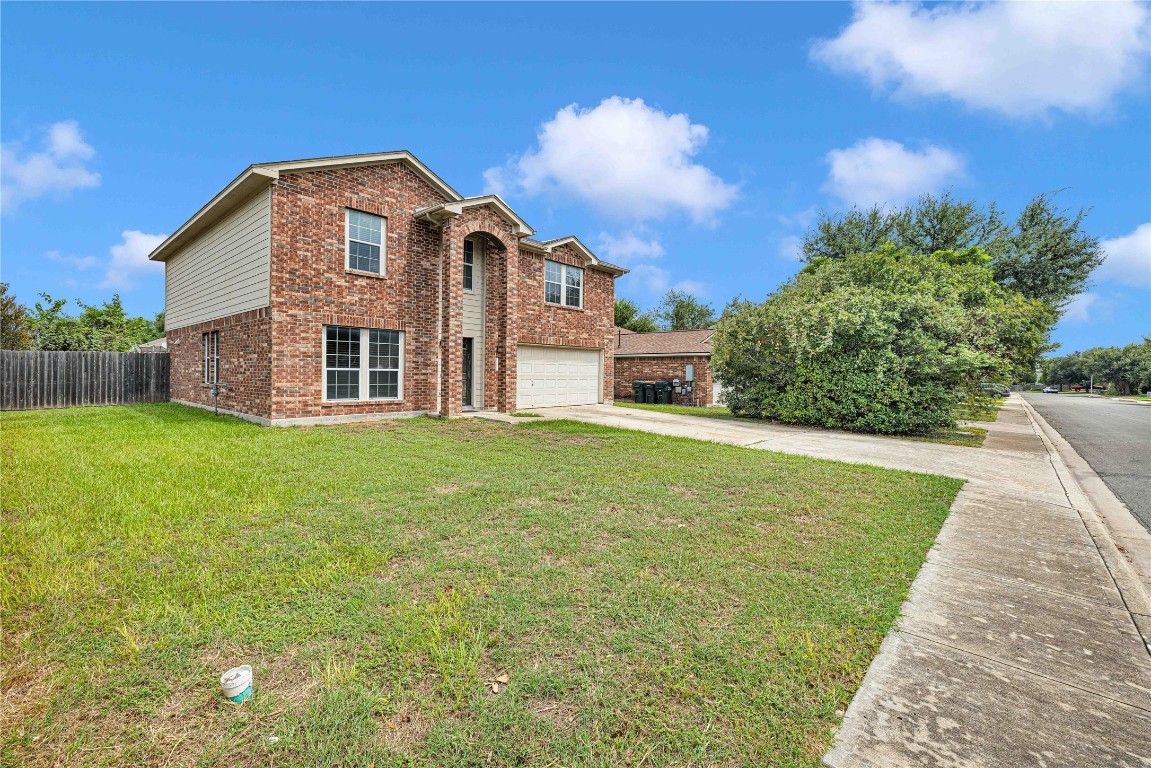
[515,243,617,403]
[614,354,714,406]
[167,308,273,418]
[267,163,450,421]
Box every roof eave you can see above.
[613,351,713,358]
[148,166,279,262]
[415,195,537,237]
[262,150,463,202]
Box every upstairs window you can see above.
[463,240,474,291]
[346,210,385,274]
[545,260,582,309]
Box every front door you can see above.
[462,338,474,407]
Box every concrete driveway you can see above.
[525,400,1151,767]
[531,403,1067,504]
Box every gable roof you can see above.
[147,150,626,276]
[149,150,462,262]
[614,328,714,356]
[520,236,627,275]
[415,195,535,237]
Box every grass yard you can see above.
[616,402,990,447]
[1,404,960,767]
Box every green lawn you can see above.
[1,405,960,767]
[616,402,990,448]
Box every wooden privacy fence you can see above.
[0,351,170,411]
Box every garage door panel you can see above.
[516,345,601,409]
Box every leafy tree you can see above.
[614,298,658,333]
[28,295,90,351]
[800,190,1102,315]
[712,245,1052,434]
[75,295,158,351]
[800,204,903,263]
[995,192,1102,313]
[654,290,716,331]
[0,283,33,350]
[153,310,165,335]
[28,294,160,351]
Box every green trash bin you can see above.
[643,382,656,403]
[632,380,646,403]
[655,380,673,404]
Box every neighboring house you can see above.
[613,328,719,406]
[148,151,626,425]
[130,337,168,353]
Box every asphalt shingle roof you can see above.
[614,329,713,356]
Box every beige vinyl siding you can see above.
[165,188,271,330]
[462,241,485,407]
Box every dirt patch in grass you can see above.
[529,697,579,732]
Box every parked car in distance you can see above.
[1043,386,1059,394]
[979,382,1011,397]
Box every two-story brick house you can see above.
[149,151,626,425]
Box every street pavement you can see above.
[1023,393,1151,532]
[523,399,1151,767]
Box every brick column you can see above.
[439,220,465,417]
[499,241,519,413]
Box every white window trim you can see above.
[345,209,387,276]
[202,331,219,384]
[463,239,476,293]
[544,259,583,309]
[322,326,405,402]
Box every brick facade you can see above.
[164,158,619,424]
[516,243,616,404]
[614,354,715,406]
[168,308,273,418]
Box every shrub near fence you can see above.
[0,351,170,411]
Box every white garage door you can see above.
[516,345,601,409]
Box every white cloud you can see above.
[485,97,737,223]
[1063,292,1099,323]
[812,1,1151,118]
[617,263,706,300]
[777,206,818,230]
[1097,223,1151,288]
[596,232,665,266]
[824,138,964,207]
[46,250,99,270]
[778,235,804,262]
[1,120,101,213]
[101,230,167,290]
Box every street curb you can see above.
[1019,397,1151,648]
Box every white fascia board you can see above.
[149,167,279,262]
[418,195,537,237]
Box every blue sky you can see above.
[2,2,1148,354]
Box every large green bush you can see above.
[712,246,1051,434]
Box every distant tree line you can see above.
[615,290,717,333]
[1043,340,1151,395]
[0,283,163,352]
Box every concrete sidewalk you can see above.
[528,400,1151,767]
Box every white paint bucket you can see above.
[220,664,253,703]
